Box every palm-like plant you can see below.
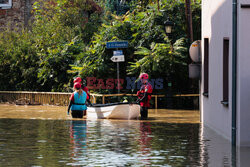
[127,38,187,78]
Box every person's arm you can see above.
[139,92,148,102]
[67,94,74,115]
[67,100,73,115]
[136,91,142,103]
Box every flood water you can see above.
[0,104,249,167]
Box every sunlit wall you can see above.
[202,0,250,146]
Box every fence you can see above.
[0,91,71,106]
[0,91,199,109]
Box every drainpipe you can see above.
[232,0,237,146]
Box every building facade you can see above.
[0,0,35,30]
[202,0,250,146]
[0,0,102,31]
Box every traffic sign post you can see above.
[111,50,125,96]
[110,55,125,62]
[106,42,128,98]
[113,50,123,56]
[117,61,120,95]
[111,50,125,62]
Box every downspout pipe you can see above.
[232,0,237,146]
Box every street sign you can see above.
[110,55,125,62]
[113,50,123,56]
[106,41,128,49]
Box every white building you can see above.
[201,0,250,146]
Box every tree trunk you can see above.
[157,0,159,11]
[185,0,193,42]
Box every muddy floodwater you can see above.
[0,104,249,166]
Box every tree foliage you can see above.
[0,0,201,94]
[0,0,102,91]
[70,1,201,93]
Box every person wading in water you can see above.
[73,77,92,106]
[136,73,153,120]
[67,82,87,118]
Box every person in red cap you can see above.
[73,77,92,106]
[67,82,87,118]
[136,73,153,119]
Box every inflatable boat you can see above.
[87,102,140,119]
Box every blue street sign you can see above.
[106,41,128,49]
[113,50,123,56]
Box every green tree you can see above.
[69,1,201,94]
[0,0,201,94]
[0,30,39,91]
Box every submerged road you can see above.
[0,104,200,123]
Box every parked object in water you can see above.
[87,102,140,119]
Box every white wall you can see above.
[201,0,232,141]
[202,0,250,146]
[237,0,250,146]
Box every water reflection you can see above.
[68,120,87,166]
[65,119,204,166]
[0,104,250,166]
[70,121,87,153]
[138,122,152,166]
[200,125,250,167]
[0,119,72,167]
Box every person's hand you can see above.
[87,99,92,106]
[67,110,70,115]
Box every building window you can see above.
[221,38,229,106]
[203,38,209,97]
[0,0,12,9]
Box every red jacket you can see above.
[137,82,153,107]
[82,86,90,100]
